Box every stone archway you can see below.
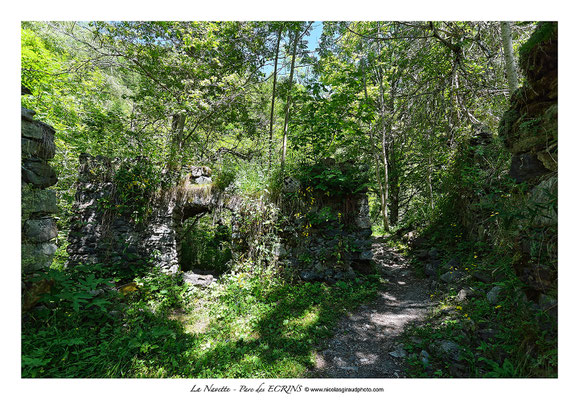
[66,155,231,275]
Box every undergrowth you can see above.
[400,220,557,378]
[22,262,379,378]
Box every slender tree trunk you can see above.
[427,153,434,210]
[388,151,399,225]
[362,57,388,230]
[280,28,299,172]
[376,24,390,232]
[268,27,282,168]
[167,113,186,171]
[500,21,519,96]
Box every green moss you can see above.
[519,22,557,68]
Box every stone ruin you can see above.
[21,104,59,277]
[66,155,375,284]
[498,22,558,300]
[277,178,374,283]
[66,155,230,274]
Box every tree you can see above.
[500,21,519,96]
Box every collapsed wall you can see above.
[67,155,216,274]
[66,156,374,284]
[21,102,59,276]
[277,162,374,283]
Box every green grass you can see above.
[22,263,379,378]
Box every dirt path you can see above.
[310,241,433,378]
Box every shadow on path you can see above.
[309,241,433,378]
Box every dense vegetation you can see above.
[21,21,556,378]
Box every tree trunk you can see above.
[167,113,186,171]
[268,27,282,168]
[280,28,299,172]
[500,21,519,96]
[388,151,399,225]
[376,23,390,232]
[362,57,388,231]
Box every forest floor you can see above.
[309,240,433,378]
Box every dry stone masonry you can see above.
[21,104,59,276]
[66,155,374,284]
[499,22,558,300]
[67,155,217,274]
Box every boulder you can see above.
[456,288,474,302]
[21,119,55,140]
[194,176,212,184]
[437,340,462,362]
[23,218,58,243]
[509,153,550,184]
[440,270,463,283]
[182,271,215,287]
[22,137,56,160]
[424,263,437,278]
[22,188,59,217]
[486,286,503,305]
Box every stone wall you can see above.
[66,156,374,284]
[277,167,374,283]
[67,155,218,274]
[21,105,59,276]
[499,22,557,186]
[498,22,558,300]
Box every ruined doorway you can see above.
[177,206,234,276]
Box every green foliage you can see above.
[292,161,369,196]
[100,159,164,224]
[22,263,194,378]
[180,214,233,274]
[518,22,557,66]
[22,257,380,378]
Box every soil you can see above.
[309,240,433,378]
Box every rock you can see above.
[182,271,214,287]
[478,328,498,341]
[389,344,407,358]
[420,350,430,368]
[339,366,359,372]
[21,119,55,140]
[472,271,492,283]
[429,280,439,291]
[424,263,437,278]
[359,250,374,260]
[190,166,211,177]
[438,340,462,362]
[22,242,58,272]
[299,270,318,281]
[456,288,474,302]
[444,257,460,270]
[21,106,36,121]
[509,152,550,184]
[22,188,59,217]
[194,176,212,184]
[22,137,56,160]
[22,160,58,188]
[486,286,503,305]
[23,218,58,243]
[428,247,439,259]
[440,270,463,283]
